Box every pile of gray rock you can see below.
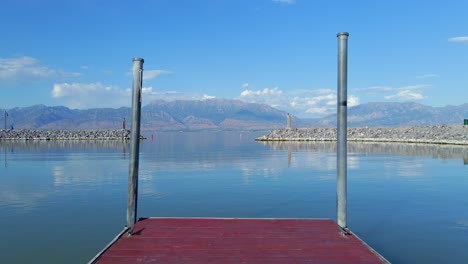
[257,125,468,145]
[0,129,131,140]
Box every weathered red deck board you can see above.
[93,218,388,264]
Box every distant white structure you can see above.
[286,113,291,129]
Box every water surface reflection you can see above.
[0,132,467,264]
[0,140,129,209]
[261,141,468,162]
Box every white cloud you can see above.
[141,87,155,95]
[300,92,359,116]
[51,82,216,109]
[241,83,249,88]
[354,84,430,102]
[238,87,359,118]
[448,36,468,43]
[202,94,216,100]
[52,82,110,98]
[306,94,335,106]
[348,96,360,107]
[143,69,172,80]
[239,87,283,107]
[305,107,329,115]
[51,82,129,109]
[398,84,431,90]
[272,0,296,4]
[140,87,216,102]
[240,87,282,97]
[354,86,393,93]
[0,56,81,81]
[416,74,438,79]
[384,90,426,100]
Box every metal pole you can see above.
[4,111,6,130]
[127,58,144,234]
[337,32,348,229]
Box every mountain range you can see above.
[1,100,467,131]
[315,102,468,127]
[1,99,293,131]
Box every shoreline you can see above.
[0,129,131,140]
[256,125,468,146]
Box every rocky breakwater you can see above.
[0,129,131,140]
[256,125,468,145]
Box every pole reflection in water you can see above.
[123,142,127,160]
[3,146,6,168]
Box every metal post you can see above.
[127,58,144,234]
[337,32,348,229]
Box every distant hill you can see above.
[2,99,295,131]
[2,101,467,130]
[5,105,130,130]
[314,102,468,127]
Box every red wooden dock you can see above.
[91,217,388,264]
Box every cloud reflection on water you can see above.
[0,140,129,208]
[260,141,468,161]
[455,220,468,230]
[260,141,468,179]
[1,135,466,211]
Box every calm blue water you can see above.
[0,131,467,263]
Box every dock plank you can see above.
[93,218,388,264]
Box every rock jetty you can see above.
[256,125,468,145]
[0,129,131,140]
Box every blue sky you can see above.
[1,0,467,118]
